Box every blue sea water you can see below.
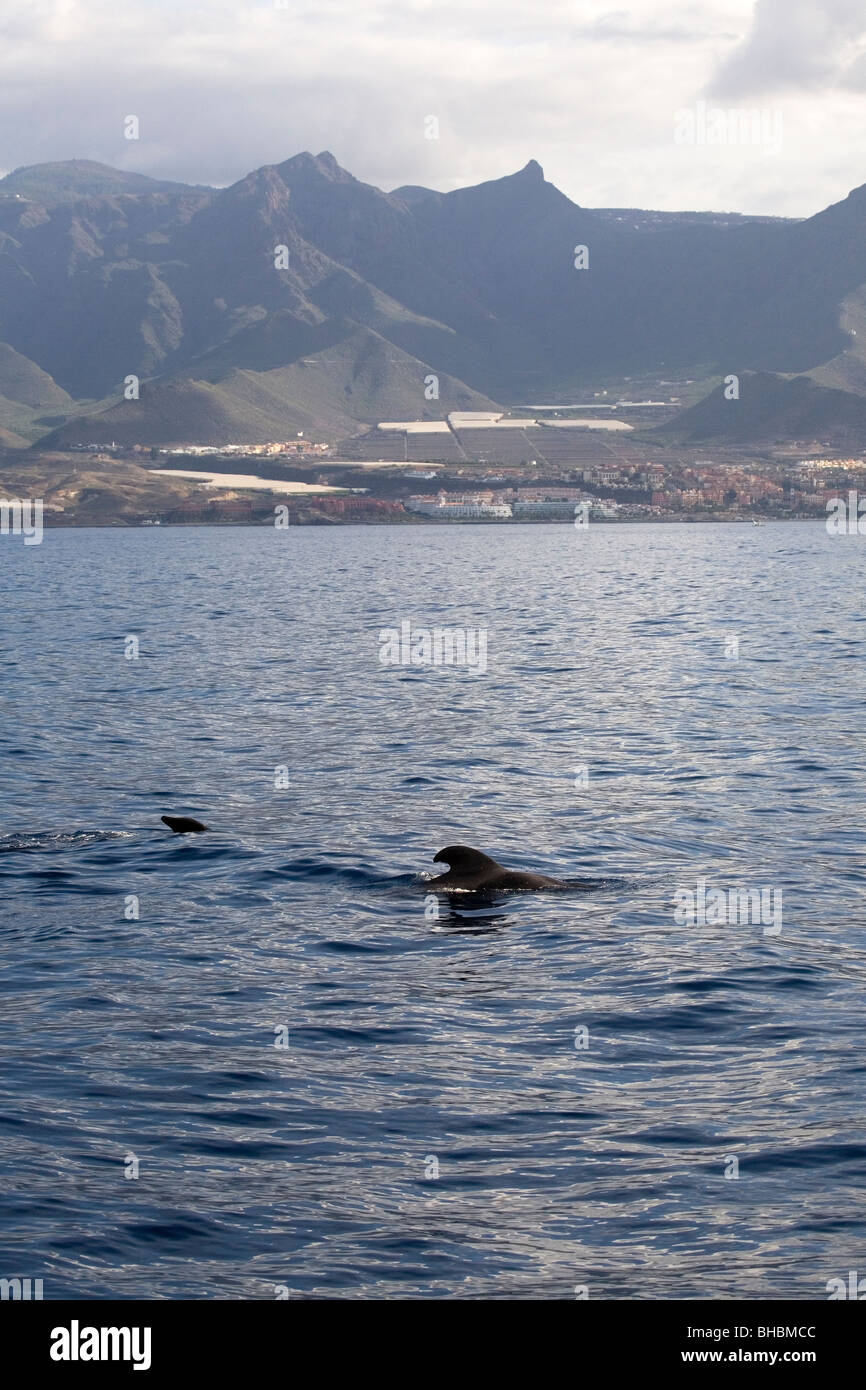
[1,520,865,1300]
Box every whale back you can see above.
[161,815,209,834]
[433,845,503,873]
[430,844,569,891]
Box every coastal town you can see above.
[40,405,866,526]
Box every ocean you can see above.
[1,520,864,1299]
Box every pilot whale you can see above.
[428,845,569,891]
[161,815,209,834]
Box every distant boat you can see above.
[140,519,161,526]
[751,518,763,527]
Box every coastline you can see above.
[35,515,827,530]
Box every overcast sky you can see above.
[1,0,865,215]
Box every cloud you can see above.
[708,0,866,97]
[0,0,864,217]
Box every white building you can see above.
[406,498,512,519]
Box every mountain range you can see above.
[2,153,866,446]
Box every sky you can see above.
[1,0,865,216]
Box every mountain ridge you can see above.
[2,153,866,446]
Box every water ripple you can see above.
[0,522,864,1299]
